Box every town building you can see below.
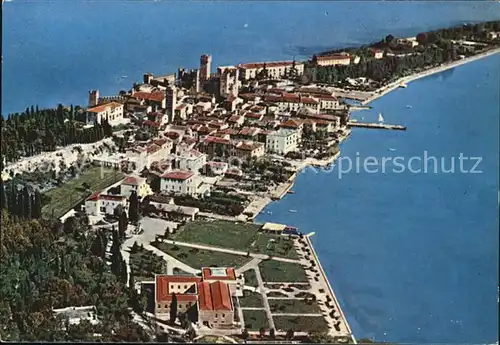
[154,269,236,328]
[264,94,319,114]
[175,149,207,172]
[238,61,304,80]
[86,102,124,126]
[265,128,299,155]
[131,91,167,111]
[160,170,206,197]
[143,72,177,88]
[218,66,239,98]
[318,95,341,110]
[313,53,351,66]
[233,141,265,159]
[201,267,238,295]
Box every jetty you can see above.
[347,121,406,131]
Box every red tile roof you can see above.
[160,170,194,180]
[87,102,123,113]
[133,91,166,102]
[86,190,102,201]
[203,136,231,145]
[238,60,295,69]
[156,275,202,303]
[280,119,303,128]
[197,281,232,311]
[245,113,263,119]
[122,176,142,186]
[317,53,351,61]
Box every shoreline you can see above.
[361,47,500,105]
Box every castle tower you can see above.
[166,86,177,122]
[200,54,212,81]
[88,90,99,107]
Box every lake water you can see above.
[3,1,499,343]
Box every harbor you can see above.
[347,121,407,131]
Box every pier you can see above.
[348,121,406,131]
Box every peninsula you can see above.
[1,20,499,343]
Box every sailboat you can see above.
[378,113,384,123]
[399,82,408,88]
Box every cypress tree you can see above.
[23,186,32,219]
[128,191,139,223]
[169,293,178,325]
[0,179,6,210]
[32,191,42,219]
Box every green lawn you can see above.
[238,291,264,308]
[129,245,168,282]
[243,269,258,287]
[42,166,124,219]
[243,310,269,330]
[169,220,298,258]
[269,299,322,314]
[154,242,251,270]
[273,316,329,333]
[259,260,308,283]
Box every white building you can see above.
[53,306,99,330]
[160,170,206,197]
[266,128,299,155]
[84,191,128,216]
[120,175,152,198]
[238,61,304,81]
[176,149,207,172]
[86,102,124,126]
[314,53,351,67]
[264,94,319,114]
[318,95,341,110]
[207,161,229,175]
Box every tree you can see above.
[259,327,266,338]
[128,191,139,223]
[269,328,276,339]
[416,32,428,45]
[169,293,178,325]
[241,328,249,340]
[285,329,294,340]
[0,179,6,211]
[32,192,42,219]
[118,210,128,242]
[385,34,395,45]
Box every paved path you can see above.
[236,257,261,275]
[239,307,266,311]
[271,313,323,317]
[163,239,301,264]
[252,260,276,331]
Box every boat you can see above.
[350,119,358,123]
[399,82,408,88]
[378,112,384,123]
[287,190,295,194]
[406,105,412,109]
[389,148,396,152]
[289,209,297,213]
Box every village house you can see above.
[131,91,167,111]
[160,170,208,197]
[84,191,128,216]
[266,128,299,155]
[120,175,152,198]
[237,61,305,80]
[201,136,233,156]
[227,115,245,127]
[175,149,207,172]
[264,94,320,114]
[237,127,261,141]
[370,48,384,59]
[86,102,124,126]
[279,119,304,140]
[317,95,341,110]
[233,141,265,160]
[206,161,229,175]
[201,267,239,295]
[313,53,351,66]
[53,306,99,330]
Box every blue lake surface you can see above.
[3,1,499,343]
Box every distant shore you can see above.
[361,47,500,105]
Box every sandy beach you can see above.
[361,47,500,105]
